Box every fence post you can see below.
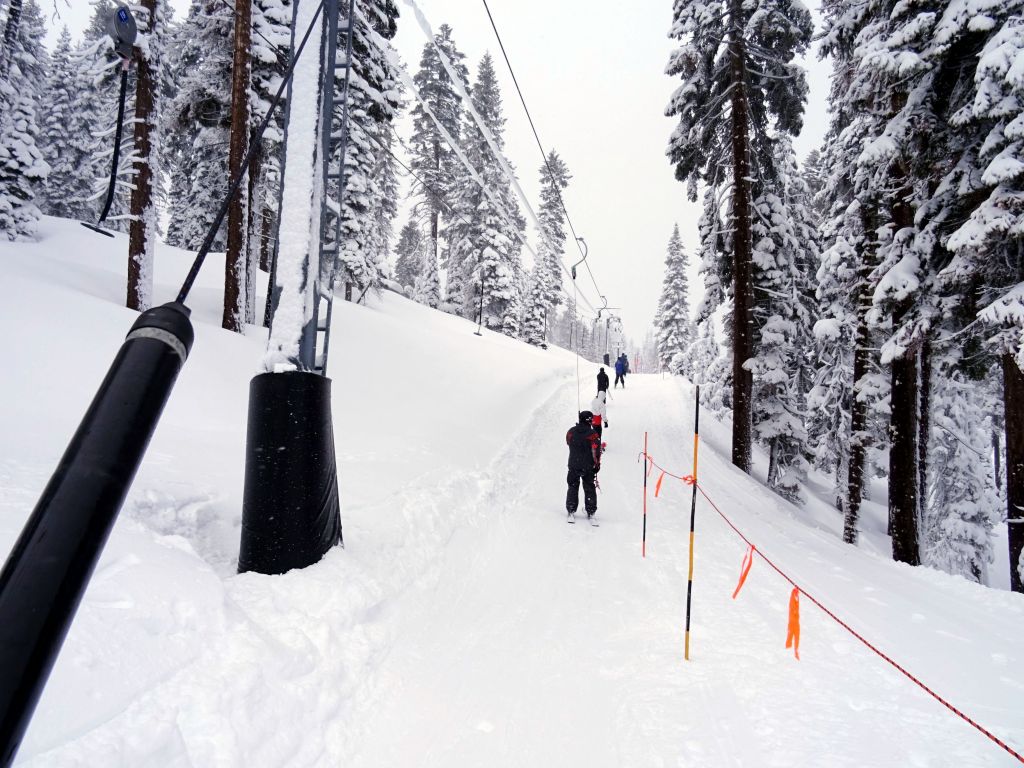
[684,385,700,660]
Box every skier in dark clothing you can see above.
[614,356,625,388]
[566,410,601,520]
[596,367,609,393]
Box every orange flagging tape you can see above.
[682,475,695,486]
[786,588,801,660]
[732,545,754,599]
[655,471,666,497]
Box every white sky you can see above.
[45,0,829,342]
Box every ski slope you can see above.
[1,218,1023,766]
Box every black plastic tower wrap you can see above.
[0,302,194,768]
[239,371,342,575]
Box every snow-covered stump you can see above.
[238,0,343,575]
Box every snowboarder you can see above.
[566,410,601,521]
[590,391,608,440]
[596,367,609,394]
[614,356,626,388]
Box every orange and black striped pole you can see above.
[684,385,700,660]
[642,431,649,557]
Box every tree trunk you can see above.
[994,429,1002,492]
[845,205,878,545]
[0,0,21,79]
[244,141,262,324]
[223,0,252,332]
[918,338,932,530]
[728,3,754,473]
[127,0,157,312]
[1004,354,1024,593]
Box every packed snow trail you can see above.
[336,373,1024,767]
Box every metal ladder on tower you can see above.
[309,0,356,376]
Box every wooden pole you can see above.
[684,385,700,660]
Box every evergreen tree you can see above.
[78,0,134,234]
[393,219,424,289]
[411,242,441,308]
[666,0,813,472]
[521,265,547,346]
[942,12,1024,590]
[0,0,48,241]
[535,149,571,317]
[444,53,521,332]
[330,0,402,298]
[408,23,468,279]
[655,223,693,375]
[38,27,94,220]
[163,0,233,251]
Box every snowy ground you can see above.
[2,218,1023,766]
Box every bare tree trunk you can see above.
[244,142,262,324]
[728,1,754,473]
[127,0,157,312]
[994,429,1002,492]
[222,0,252,331]
[1005,354,1024,593]
[887,190,920,565]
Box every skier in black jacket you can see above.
[596,368,610,394]
[566,410,601,521]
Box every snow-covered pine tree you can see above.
[0,0,48,241]
[654,223,693,376]
[942,11,1024,591]
[444,53,521,332]
[535,149,571,319]
[329,0,401,300]
[840,0,1011,564]
[411,238,441,308]
[666,0,812,473]
[920,346,1000,584]
[393,218,424,290]
[521,264,547,346]
[78,0,134,234]
[37,27,94,220]
[408,23,468,279]
[163,0,233,251]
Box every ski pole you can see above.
[642,431,648,558]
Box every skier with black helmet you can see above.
[565,410,601,523]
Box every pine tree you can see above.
[408,23,468,280]
[411,242,441,308]
[666,0,813,472]
[37,27,94,220]
[78,0,134,234]
[163,0,233,251]
[0,0,48,241]
[444,53,521,332]
[393,219,424,290]
[535,149,571,317]
[655,223,693,376]
[942,12,1024,590]
[329,0,402,299]
[521,264,547,346]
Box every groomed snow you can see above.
[1,217,1023,766]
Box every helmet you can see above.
[578,410,593,424]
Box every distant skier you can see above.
[590,391,608,441]
[566,410,601,521]
[596,367,609,394]
[614,355,626,388]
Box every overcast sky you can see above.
[45,0,829,343]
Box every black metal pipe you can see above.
[0,302,194,768]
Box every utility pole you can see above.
[223,0,252,332]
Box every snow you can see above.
[2,217,1024,766]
